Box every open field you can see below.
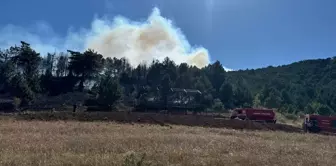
[1,119,336,166]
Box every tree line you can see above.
[0,41,335,115]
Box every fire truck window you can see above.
[310,118,317,121]
[310,118,318,126]
[331,120,336,128]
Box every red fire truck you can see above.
[302,114,336,133]
[230,108,277,123]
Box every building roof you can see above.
[170,88,202,94]
[0,98,14,103]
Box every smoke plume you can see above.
[0,7,212,68]
[84,7,211,68]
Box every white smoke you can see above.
[0,7,233,70]
[85,7,211,68]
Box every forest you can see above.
[0,41,335,116]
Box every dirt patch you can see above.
[13,111,303,133]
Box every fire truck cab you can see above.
[303,114,336,133]
[230,108,276,123]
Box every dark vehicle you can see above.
[302,114,336,133]
[230,108,277,123]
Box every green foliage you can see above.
[160,74,172,108]
[11,41,42,93]
[317,105,334,116]
[97,74,123,110]
[13,97,21,110]
[212,98,225,112]
[252,93,262,108]
[228,57,336,115]
[9,73,35,105]
[68,49,104,91]
[0,42,335,116]
[219,82,233,108]
[232,78,253,107]
[56,53,68,77]
[204,60,226,99]
[305,101,334,116]
[264,91,282,109]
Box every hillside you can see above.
[227,57,336,114]
[0,41,335,116]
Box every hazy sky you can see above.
[1,0,336,70]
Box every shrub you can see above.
[212,98,225,112]
[122,152,151,166]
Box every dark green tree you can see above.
[204,60,227,98]
[160,74,172,109]
[11,41,42,93]
[219,82,233,108]
[212,98,225,112]
[56,53,69,77]
[97,74,123,110]
[232,78,253,107]
[68,49,104,91]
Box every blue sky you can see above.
[1,0,336,70]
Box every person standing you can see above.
[73,104,77,112]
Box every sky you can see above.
[1,0,336,70]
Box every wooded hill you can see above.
[0,41,335,115]
[227,57,336,115]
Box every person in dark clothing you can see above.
[73,104,77,112]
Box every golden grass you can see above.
[275,112,304,128]
[0,119,336,166]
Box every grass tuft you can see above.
[122,152,150,166]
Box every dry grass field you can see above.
[0,119,336,166]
